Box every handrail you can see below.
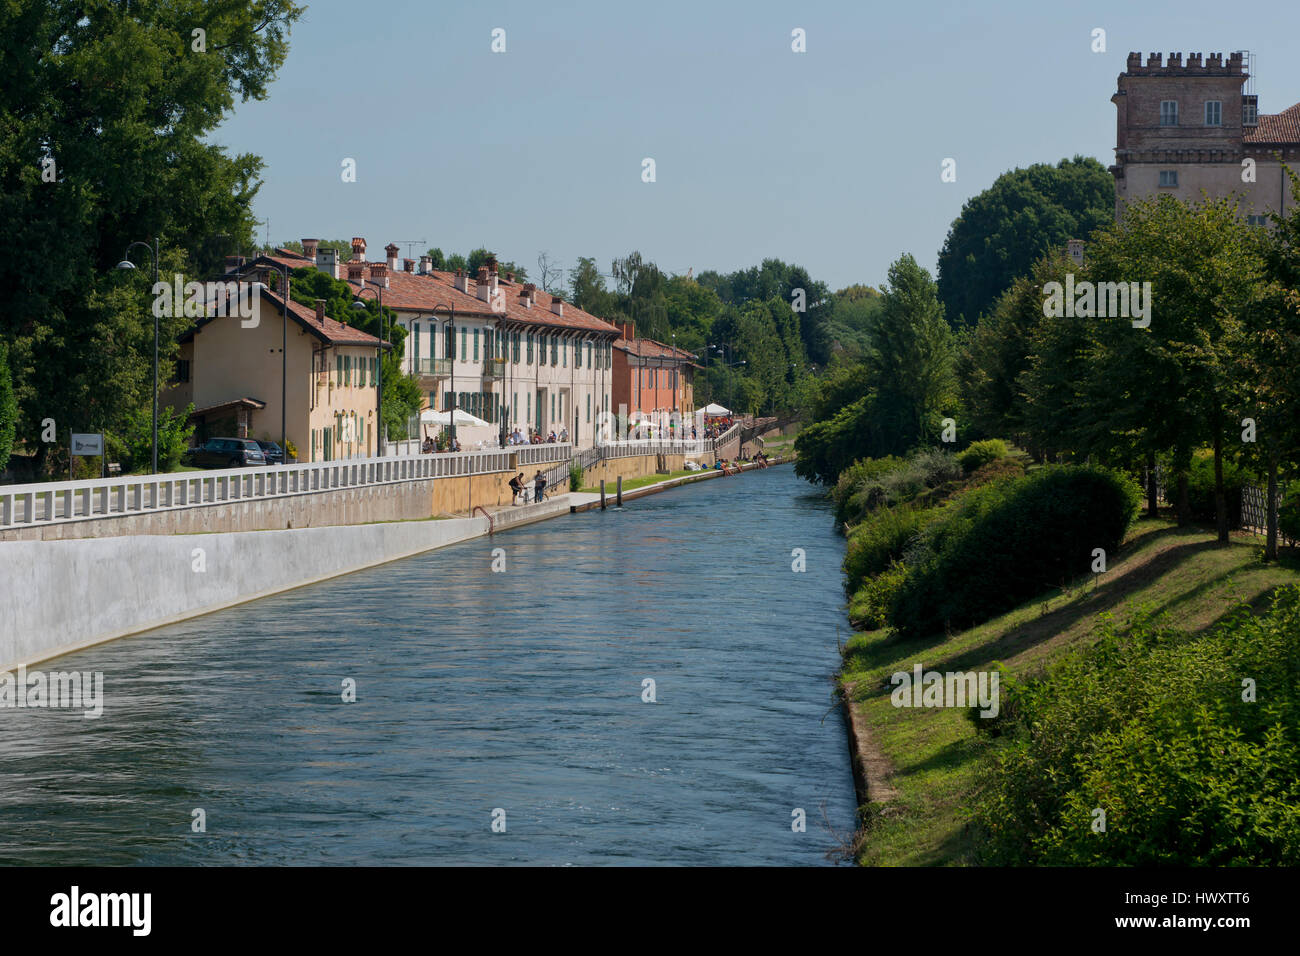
[0,447,516,528]
[472,505,494,535]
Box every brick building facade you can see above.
[1111,51,1300,223]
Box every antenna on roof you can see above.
[394,240,427,260]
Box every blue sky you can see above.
[212,0,1300,291]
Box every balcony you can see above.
[481,357,506,382]
[415,358,452,379]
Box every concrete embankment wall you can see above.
[0,470,517,543]
[0,497,570,672]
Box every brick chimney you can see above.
[370,262,389,288]
[618,320,636,340]
[385,243,400,271]
[347,261,365,283]
[550,293,564,317]
[403,258,415,273]
[419,255,433,274]
[476,266,491,302]
[522,282,537,306]
[302,239,319,260]
[351,237,367,261]
[518,288,531,308]
[453,268,469,293]
[314,298,326,324]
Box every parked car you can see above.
[255,440,285,465]
[186,437,267,469]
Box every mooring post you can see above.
[616,475,623,507]
[600,478,606,510]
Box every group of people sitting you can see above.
[508,470,550,505]
[702,419,732,440]
[506,426,568,446]
[421,435,461,454]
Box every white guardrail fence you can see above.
[0,444,575,528]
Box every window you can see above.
[473,328,480,361]
[345,354,351,386]
[176,359,191,383]
[586,342,592,368]
[371,356,377,387]
[527,391,531,420]
[336,355,342,385]
[1205,100,1222,126]
[445,326,455,359]
[562,337,567,367]
[444,390,453,411]
[526,333,534,364]
[1158,170,1178,187]
[551,336,558,365]
[586,393,591,423]
[513,332,520,363]
[1160,100,1178,126]
[460,326,467,361]
[1243,99,1259,125]
[551,393,555,421]
[1247,214,1269,226]
[412,322,420,368]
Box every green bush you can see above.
[569,461,584,492]
[848,560,909,630]
[118,402,195,472]
[958,438,1008,473]
[0,341,15,473]
[972,588,1300,865]
[843,505,928,595]
[889,465,1141,639]
[833,448,961,527]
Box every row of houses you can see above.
[163,238,699,462]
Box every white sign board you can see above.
[71,433,104,456]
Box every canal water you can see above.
[0,465,857,865]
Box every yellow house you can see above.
[165,286,388,462]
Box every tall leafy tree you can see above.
[937,156,1114,328]
[868,254,958,447]
[0,0,301,474]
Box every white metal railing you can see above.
[599,439,712,459]
[0,448,516,528]
[514,443,574,465]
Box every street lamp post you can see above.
[115,238,160,474]
[264,262,290,462]
[352,285,386,456]
[431,304,456,446]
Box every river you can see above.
[0,465,857,865]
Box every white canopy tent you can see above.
[420,409,491,428]
[699,403,731,416]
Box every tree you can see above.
[0,0,301,476]
[1248,170,1300,559]
[0,340,15,473]
[868,254,958,448]
[288,267,421,439]
[536,251,563,292]
[936,156,1114,328]
[1085,196,1260,542]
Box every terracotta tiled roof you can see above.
[180,285,387,349]
[1245,103,1300,144]
[614,337,698,363]
[337,267,623,336]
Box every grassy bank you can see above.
[839,516,1300,866]
[579,469,698,494]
